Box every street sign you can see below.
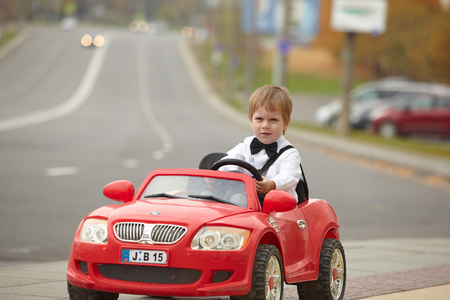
[278,37,292,56]
[330,0,387,35]
[241,0,322,42]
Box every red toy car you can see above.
[67,156,346,300]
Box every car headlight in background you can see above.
[92,35,105,47]
[369,107,389,121]
[80,34,93,47]
[81,34,105,47]
[79,219,108,244]
[191,227,250,250]
[129,20,149,33]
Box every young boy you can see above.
[221,85,302,203]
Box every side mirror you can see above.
[262,190,297,214]
[103,180,135,203]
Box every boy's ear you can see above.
[283,120,290,131]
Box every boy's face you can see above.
[251,106,289,145]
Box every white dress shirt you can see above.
[220,135,302,200]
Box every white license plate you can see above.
[121,249,168,264]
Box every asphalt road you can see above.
[0,26,449,266]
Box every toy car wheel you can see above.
[67,281,119,300]
[232,244,283,300]
[297,238,346,300]
[379,121,398,138]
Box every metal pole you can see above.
[246,0,256,97]
[338,31,355,137]
[280,0,291,86]
[272,0,291,87]
[225,0,237,102]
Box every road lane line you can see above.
[136,37,173,160]
[122,158,138,168]
[0,34,68,104]
[0,34,110,132]
[44,166,79,177]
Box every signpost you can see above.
[272,0,292,87]
[242,0,322,88]
[330,0,387,136]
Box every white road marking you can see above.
[136,37,174,160]
[44,166,79,177]
[0,34,110,132]
[0,35,67,103]
[122,158,138,168]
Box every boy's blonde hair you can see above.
[248,85,292,125]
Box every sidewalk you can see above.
[1,239,449,299]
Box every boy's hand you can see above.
[254,176,276,194]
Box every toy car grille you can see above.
[97,264,201,284]
[114,222,187,244]
[114,223,145,241]
[152,224,187,243]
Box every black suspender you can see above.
[258,145,294,175]
[257,145,309,203]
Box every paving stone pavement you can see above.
[343,265,450,299]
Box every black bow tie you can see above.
[250,138,278,158]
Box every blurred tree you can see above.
[429,9,450,83]
[356,0,442,81]
[315,0,450,84]
[63,0,78,17]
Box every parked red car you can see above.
[370,87,450,138]
[67,156,346,300]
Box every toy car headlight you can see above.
[191,227,250,250]
[79,219,108,244]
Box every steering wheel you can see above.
[211,159,263,181]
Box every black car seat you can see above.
[198,152,227,169]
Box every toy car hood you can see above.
[104,198,250,224]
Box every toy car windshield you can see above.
[140,175,248,208]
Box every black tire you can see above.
[297,239,346,300]
[231,245,284,300]
[328,116,338,128]
[67,281,119,300]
